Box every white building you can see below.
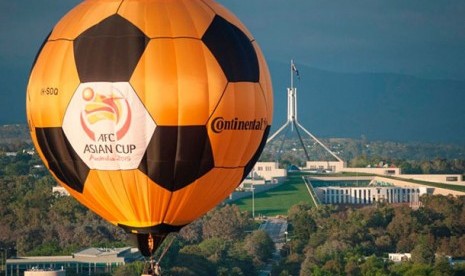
[25,269,66,276]
[305,160,402,176]
[245,161,287,184]
[6,247,142,275]
[306,161,346,173]
[388,253,411,262]
[396,174,464,186]
[52,186,70,196]
[340,166,401,176]
[315,186,432,205]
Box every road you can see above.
[259,218,288,243]
[258,218,288,276]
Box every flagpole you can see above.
[290,59,294,90]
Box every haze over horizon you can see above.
[1,1,464,143]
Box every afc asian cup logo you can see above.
[79,86,131,141]
[62,82,156,170]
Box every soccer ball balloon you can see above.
[26,0,272,255]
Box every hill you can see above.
[2,63,465,144]
[1,124,465,161]
[268,60,465,144]
[234,172,315,217]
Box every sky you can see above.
[223,0,465,80]
[1,0,465,124]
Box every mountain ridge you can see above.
[2,61,464,144]
[267,60,465,144]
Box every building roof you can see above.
[7,247,142,266]
[74,247,130,257]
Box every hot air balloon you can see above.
[26,0,273,257]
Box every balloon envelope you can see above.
[26,0,272,255]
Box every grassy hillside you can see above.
[233,172,316,217]
[233,171,465,217]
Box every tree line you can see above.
[349,155,465,175]
[2,129,465,275]
[114,204,275,275]
[258,135,465,175]
[277,196,465,275]
[2,124,465,170]
[0,152,275,275]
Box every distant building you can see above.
[23,149,36,155]
[306,161,346,173]
[305,161,401,176]
[314,185,432,205]
[241,162,287,186]
[232,162,287,202]
[6,247,142,275]
[396,174,464,185]
[388,253,411,262]
[52,186,70,196]
[25,269,66,276]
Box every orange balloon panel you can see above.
[50,0,122,40]
[27,40,79,128]
[208,83,269,167]
[163,167,244,225]
[74,170,173,228]
[119,0,215,38]
[60,168,244,229]
[130,39,227,126]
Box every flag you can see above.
[291,62,300,80]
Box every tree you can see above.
[299,255,316,276]
[453,263,465,276]
[389,261,413,276]
[359,255,388,276]
[202,205,251,241]
[198,238,228,262]
[288,203,316,242]
[349,155,369,168]
[411,235,435,265]
[322,259,344,275]
[403,263,433,276]
[179,219,203,244]
[374,234,395,254]
[226,242,256,276]
[431,256,453,276]
[243,230,275,266]
[169,252,216,275]
[344,258,361,276]
[386,206,418,252]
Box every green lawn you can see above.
[388,176,465,193]
[232,171,465,217]
[233,172,316,217]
